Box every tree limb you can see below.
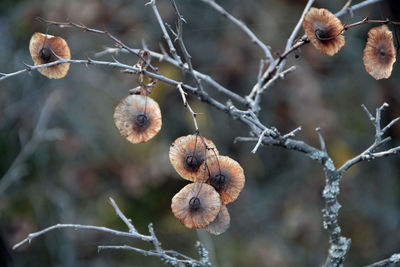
[13,198,210,267]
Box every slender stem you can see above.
[316,127,327,154]
[251,129,268,154]
[364,253,400,267]
[36,17,159,73]
[109,197,136,233]
[278,0,315,73]
[177,83,199,131]
[199,0,274,63]
[252,66,296,111]
[13,198,210,266]
[147,0,183,65]
[13,223,153,250]
[167,0,205,93]
[247,0,385,109]
[0,90,62,194]
[94,46,247,105]
[335,0,384,18]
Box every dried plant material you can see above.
[169,135,218,181]
[303,8,346,56]
[29,32,71,79]
[363,25,396,80]
[196,155,245,205]
[113,95,162,144]
[171,183,221,229]
[205,205,230,235]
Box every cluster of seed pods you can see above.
[27,7,396,233]
[303,8,397,80]
[28,30,245,235]
[29,33,163,144]
[169,134,245,235]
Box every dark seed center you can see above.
[210,173,226,191]
[378,48,386,57]
[314,28,329,41]
[39,47,52,62]
[185,155,199,169]
[189,197,201,211]
[135,113,149,128]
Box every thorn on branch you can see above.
[382,117,400,133]
[109,197,137,233]
[251,129,268,154]
[22,62,32,71]
[282,126,302,139]
[361,104,375,124]
[316,127,327,154]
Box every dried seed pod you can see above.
[303,8,345,56]
[169,135,218,181]
[196,155,245,205]
[205,205,230,235]
[113,95,162,144]
[29,32,71,79]
[363,25,396,80]
[171,182,221,229]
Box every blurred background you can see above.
[0,0,399,266]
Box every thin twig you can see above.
[36,17,159,73]
[338,103,399,174]
[382,117,400,134]
[94,46,247,106]
[251,129,268,154]
[0,90,64,194]
[335,0,384,18]
[98,245,201,265]
[251,66,296,112]
[278,0,315,73]
[177,83,199,131]
[247,0,384,109]
[282,126,302,139]
[167,0,205,92]
[13,223,152,250]
[13,198,210,266]
[316,127,327,154]
[364,253,400,267]
[199,0,274,63]
[147,0,183,66]
[109,197,136,233]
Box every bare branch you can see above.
[364,253,400,267]
[4,2,393,266]
[282,127,302,140]
[36,17,159,73]
[98,245,201,265]
[335,0,384,18]
[361,104,376,126]
[247,0,384,110]
[251,66,296,112]
[0,90,64,194]
[338,103,399,174]
[285,0,315,51]
[251,129,268,154]
[177,83,199,132]
[316,127,328,154]
[13,223,152,250]
[199,0,274,63]
[13,198,210,266]
[382,117,400,134]
[167,0,205,93]
[109,197,136,233]
[147,0,183,66]
[277,0,315,73]
[93,46,247,106]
